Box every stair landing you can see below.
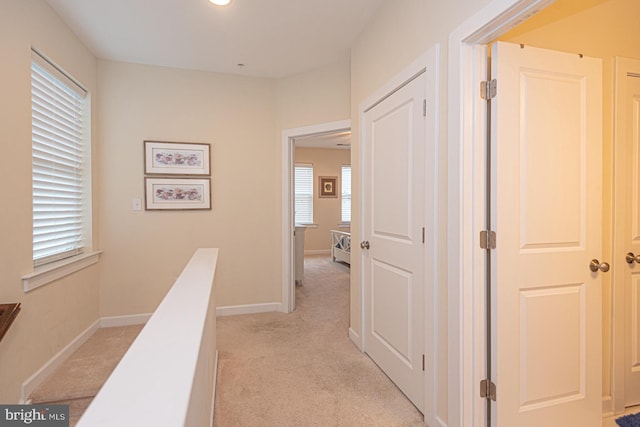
[28,325,143,426]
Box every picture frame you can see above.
[144,141,210,176]
[319,176,338,198]
[145,178,211,210]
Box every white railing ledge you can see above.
[77,248,218,427]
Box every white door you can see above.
[491,42,603,426]
[615,58,640,407]
[362,72,425,412]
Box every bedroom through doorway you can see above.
[291,128,351,312]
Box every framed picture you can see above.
[319,176,337,198]
[144,141,210,176]
[145,178,211,210]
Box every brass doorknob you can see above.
[626,252,640,264]
[590,259,610,273]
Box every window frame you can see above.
[23,48,98,292]
[294,163,314,225]
[340,164,351,225]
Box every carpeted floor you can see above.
[214,255,424,427]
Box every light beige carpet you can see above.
[214,255,424,427]
[28,324,144,426]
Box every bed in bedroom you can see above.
[331,230,351,265]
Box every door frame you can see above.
[280,119,351,313]
[447,0,556,425]
[357,45,439,426]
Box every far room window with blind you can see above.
[294,163,313,224]
[31,49,91,267]
[341,165,351,223]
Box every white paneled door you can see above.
[362,72,425,412]
[616,58,640,407]
[491,42,602,426]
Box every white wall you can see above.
[0,0,100,403]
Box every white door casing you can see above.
[613,57,640,408]
[491,42,602,426]
[362,71,426,412]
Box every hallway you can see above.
[214,255,423,426]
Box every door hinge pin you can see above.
[480,379,497,401]
[422,354,425,371]
[423,99,427,117]
[422,227,425,244]
[480,230,496,250]
[480,79,497,100]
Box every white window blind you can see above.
[341,165,351,223]
[31,50,88,266]
[294,164,313,224]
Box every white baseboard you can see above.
[304,249,331,255]
[21,319,100,403]
[602,395,614,417]
[216,303,281,317]
[349,327,362,351]
[100,313,152,328]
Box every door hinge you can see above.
[480,79,497,100]
[423,99,427,117]
[422,227,425,244]
[480,230,496,250]
[480,379,496,401]
[422,354,425,371]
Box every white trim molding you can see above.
[216,302,281,317]
[304,249,331,256]
[447,0,554,425]
[100,313,152,328]
[22,251,101,292]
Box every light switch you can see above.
[132,198,142,211]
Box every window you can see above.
[341,165,351,223]
[294,163,313,224]
[31,49,90,267]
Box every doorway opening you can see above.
[281,120,351,313]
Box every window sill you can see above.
[295,223,318,229]
[22,251,102,292]
[337,222,351,229]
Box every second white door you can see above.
[362,71,426,412]
[491,41,603,426]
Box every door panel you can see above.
[491,42,602,426]
[371,260,412,361]
[519,71,583,250]
[519,284,584,409]
[363,72,425,412]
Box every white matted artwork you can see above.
[145,178,211,210]
[144,141,210,176]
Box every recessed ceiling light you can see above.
[209,0,232,5]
